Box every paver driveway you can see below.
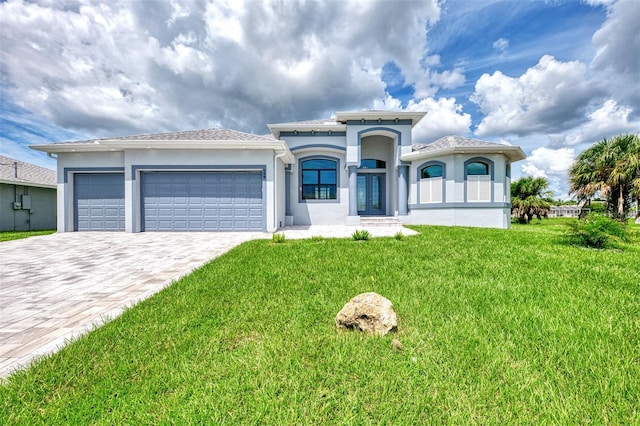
[0,231,265,379]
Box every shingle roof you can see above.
[0,155,56,187]
[52,128,275,145]
[414,135,511,152]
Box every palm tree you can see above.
[569,134,640,220]
[511,176,553,223]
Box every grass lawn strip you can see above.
[0,230,55,242]
[1,221,638,423]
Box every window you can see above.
[301,158,337,200]
[419,162,444,203]
[421,164,443,179]
[359,159,386,169]
[465,159,492,202]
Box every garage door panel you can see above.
[142,171,264,231]
[75,173,125,231]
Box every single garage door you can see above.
[74,173,125,231]
[141,171,264,231]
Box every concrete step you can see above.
[359,216,403,227]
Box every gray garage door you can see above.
[74,173,125,231]
[141,171,264,231]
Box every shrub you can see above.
[566,212,626,249]
[272,232,286,243]
[311,235,324,241]
[394,231,405,240]
[352,229,370,241]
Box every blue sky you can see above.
[1,0,638,198]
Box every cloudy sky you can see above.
[1,0,638,198]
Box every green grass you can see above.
[2,221,639,424]
[0,230,55,242]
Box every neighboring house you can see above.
[549,205,582,218]
[0,155,57,231]
[31,110,526,232]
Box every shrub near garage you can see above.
[567,212,627,248]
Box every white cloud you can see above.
[590,0,640,111]
[492,38,509,53]
[0,0,445,136]
[550,100,640,148]
[471,55,597,136]
[519,147,576,199]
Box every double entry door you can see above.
[357,173,385,215]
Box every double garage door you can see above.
[74,171,264,231]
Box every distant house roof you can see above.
[405,135,527,162]
[0,155,56,188]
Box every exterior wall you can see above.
[0,183,56,231]
[56,149,279,232]
[407,152,513,229]
[275,156,286,229]
[56,152,125,232]
[402,207,511,228]
[288,147,349,226]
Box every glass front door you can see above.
[357,173,385,215]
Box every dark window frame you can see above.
[299,156,340,202]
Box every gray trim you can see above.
[289,144,346,152]
[410,202,511,209]
[285,167,292,216]
[417,160,446,204]
[346,119,412,126]
[280,131,346,137]
[298,155,340,204]
[63,167,124,183]
[357,127,402,146]
[463,157,495,203]
[139,169,266,232]
[131,164,266,180]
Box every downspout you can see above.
[47,152,58,159]
[274,149,289,231]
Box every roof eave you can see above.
[267,123,346,139]
[335,111,427,127]
[402,146,527,162]
[0,179,57,189]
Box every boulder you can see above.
[335,292,397,335]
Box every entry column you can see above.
[348,165,358,217]
[398,164,409,216]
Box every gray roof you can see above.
[414,135,511,152]
[52,128,275,145]
[0,155,56,187]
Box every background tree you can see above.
[569,134,640,220]
[511,176,553,223]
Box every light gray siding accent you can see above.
[141,171,264,231]
[74,173,125,231]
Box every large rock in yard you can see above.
[335,292,397,335]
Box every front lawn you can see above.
[1,222,638,424]
[0,230,55,242]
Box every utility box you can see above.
[21,194,32,210]
[12,201,22,210]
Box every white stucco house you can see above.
[31,110,525,232]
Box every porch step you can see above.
[359,216,403,227]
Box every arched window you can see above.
[465,158,493,202]
[419,162,445,203]
[301,157,338,200]
[359,159,386,169]
[466,161,489,175]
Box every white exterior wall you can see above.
[402,207,510,228]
